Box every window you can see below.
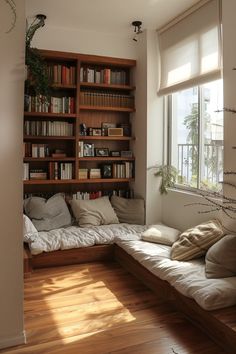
[169,79,223,192]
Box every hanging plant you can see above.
[25,14,50,98]
[153,165,178,194]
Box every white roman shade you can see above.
[158,0,221,95]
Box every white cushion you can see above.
[142,224,181,246]
[23,214,38,242]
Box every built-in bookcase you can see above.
[23,50,136,199]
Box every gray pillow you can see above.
[205,234,236,278]
[70,196,119,227]
[110,195,145,225]
[24,194,72,231]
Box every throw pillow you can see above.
[205,234,236,278]
[170,219,224,261]
[23,214,39,243]
[142,224,181,246]
[70,196,119,227]
[24,194,72,231]
[110,195,145,225]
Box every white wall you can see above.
[221,0,236,232]
[29,25,137,59]
[0,0,25,349]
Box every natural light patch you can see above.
[167,62,191,86]
[201,52,218,74]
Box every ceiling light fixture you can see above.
[132,20,143,42]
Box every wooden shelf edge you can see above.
[79,105,135,112]
[78,157,134,161]
[24,157,76,162]
[24,136,75,140]
[23,178,134,185]
[78,136,134,141]
[80,82,135,91]
[24,112,77,118]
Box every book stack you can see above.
[49,162,73,180]
[78,168,88,179]
[89,169,101,179]
[30,169,47,180]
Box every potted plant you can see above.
[25,14,50,108]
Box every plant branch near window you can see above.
[149,165,178,195]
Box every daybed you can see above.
[23,194,236,353]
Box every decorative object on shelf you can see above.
[89,168,101,179]
[150,165,178,194]
[83,143,94,157]
[108,128,123,136]
[131,20,143,42]
[121,150,133,158]
[110,151,120,157]
[101,164,112,178]
[92,128,102,136]
[25,14,50,98]
[95,148,109,157]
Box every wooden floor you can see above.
[0,262,225,354]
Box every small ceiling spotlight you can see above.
[132,20,143,42]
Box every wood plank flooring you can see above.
[0,262,225,354]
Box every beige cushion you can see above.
[142,224,181,246]
[205,235,236,278]
[24,194,72,231]
[171,219,224,261]
[70,196,119,227]
[110,195,145,225]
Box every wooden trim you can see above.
[80,105,135,112]
[31,244,115,269]
[23,178,133,185]
[24,112,76,119]
[24,136,75,140]
[80,82,135,91]
[24,157,76,162]
[114,245,236,354]
[78,157,135,162]
[79,136,134,141]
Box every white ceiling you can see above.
[26,0,200,35]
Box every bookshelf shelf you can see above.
[24,157,76,162]
[79,105,135,112]
[78,157,134,162]
[24,136,75,140]
[80,82,135,91]
[24,112,77,119]
[23,178,134,185]
[79,136,134,141]
[23,49,136,197]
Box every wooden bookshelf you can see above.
[23,50,136,197]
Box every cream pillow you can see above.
[142,224,181,246]
[205,235,236,278]
[70,196,119,227]
[171,219,224,261]
[110,195,145,225]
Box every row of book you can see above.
[113,162,133,179]
[24,143,49,158]
[48,162,73,180]
[78,162,134,179]
[47,64,76,85]
[24,120,74,136]
[23,163,73,180]
[80,67,127,85]
[80,92,134,108]
[25,95,75,114]
[72,189,134,200]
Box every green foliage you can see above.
[154,165,178,194]
[25,46,49,97]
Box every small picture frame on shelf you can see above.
[101,164,112,178]
[95,148,109,157]
[110,151,120,157]
[83,143,94,157]
[92,128,102,136]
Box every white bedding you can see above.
[27,223,146,255]
[115,236,236,311]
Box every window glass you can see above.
[169,79,223,191]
